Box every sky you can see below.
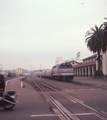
[0,0,107,70]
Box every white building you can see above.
[16,68,22,76]
[55,57,82,65]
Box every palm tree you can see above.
[103,21,107,46]
[85,25,106,70]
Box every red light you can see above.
[15,94,18,97]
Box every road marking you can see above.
[77,89,101,90]
[53,108,67,120]
[18,90,34,91]
[51,96,80,120]
[31,114,61,117]
[74,113,93,115]
[31,113,94,117]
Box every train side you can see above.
[36,62,74,82]
[36,71,42,77]
[45,69,52,78]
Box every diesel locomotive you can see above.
[36,62,74,82]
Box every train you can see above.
[36,62,74,82]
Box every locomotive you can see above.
[36,62,74,82]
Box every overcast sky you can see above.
[0,0,107,70]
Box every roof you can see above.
[69,60,82,64]
[83,54,97,60]
[73,61,96,68]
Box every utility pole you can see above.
[0,64,3,74]
[40,64,41,70]
[30,64,32,75]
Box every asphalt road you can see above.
[0,77,60,120]
[33,76,107,120]
[0,76,107,120]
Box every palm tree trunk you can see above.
[98,51,100,70]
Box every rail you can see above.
[37,80,107,119]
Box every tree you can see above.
[103,21,107,45]
[85,25,107,70]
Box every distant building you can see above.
[55,57,82,65]
[0,64,3,74]
[16,68,22,76]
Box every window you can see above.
[59,63,72,68]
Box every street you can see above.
[0,76,107,120]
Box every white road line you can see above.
[73,113,93,115]
[77,89,101,91]
[31,113,94,117]
[31,114,60,117]
[53,108,67,120]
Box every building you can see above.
[16,68,22,76]
[73,51,107,77]
[0,64,3,74]
[55,57,82,65]
[56,51,107,77]
[73,54,97,77]
[100,51,107,76]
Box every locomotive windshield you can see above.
[59,63,72,68]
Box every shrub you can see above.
[94,70,104,77]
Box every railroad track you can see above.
[31,80,80,120]
[24,77,107,120]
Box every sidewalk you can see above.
[16,78,34,91]
[74,76,107,88]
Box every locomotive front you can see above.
[58,63,74,81]
[52,63,74,81]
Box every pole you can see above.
[40,64,41,70]
[0,64,3,74]
[30,64,32,75]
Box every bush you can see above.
[94,70,104,77]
